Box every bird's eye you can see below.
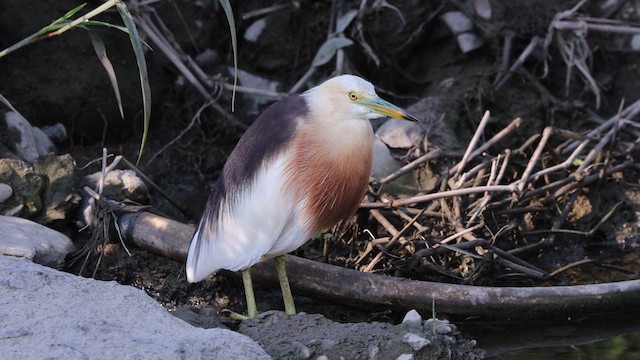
[348,92,358,101]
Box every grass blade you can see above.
[218,0,238,112]
[115,1,151,164]
[89,30,124,119]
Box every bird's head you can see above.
[305,74,420,123]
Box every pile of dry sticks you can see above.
[344,103,639,286]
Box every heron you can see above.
[186,74,419,319]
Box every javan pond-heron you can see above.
[186,74,419,319]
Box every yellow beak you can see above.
[360,95,420,122]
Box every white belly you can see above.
[186,153,312,281]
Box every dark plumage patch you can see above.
[191,95,308,257]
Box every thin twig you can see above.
[452,110,491,178]
[518,127,553,193]
[361,184,518,209]
[363,208,426,272]
[380,149,443,185]
[494,37,541,91]
[146,100,214,167]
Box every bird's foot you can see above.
[221,309,252,321]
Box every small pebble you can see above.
[316,356,329,360]
[401,309,422,329]
[396,354,414,360]
[424,318,440,333]
[443,335,456,345]
[0,183,12,203]
[293,341,311,359]
[402,333,431,351]
[368,345,379,360]
[321,339,336,350]
[435,324,452,334]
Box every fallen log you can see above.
[119,211,640,320]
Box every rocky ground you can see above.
[0,245,484,359]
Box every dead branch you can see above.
[117,212,640,320]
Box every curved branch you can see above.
[119,212,640,320]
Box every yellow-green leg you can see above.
[274,255,296,315]
[242,268,258,319]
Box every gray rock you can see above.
[402,333,431,351]
[396,354,414,360]
[436,324,453,335]
[293,341,312,359]
[402,309,423,329]
[368,345,380,360]
[0,255,270,360]
[33,154,80,226]
[371,136,403,180]
[84,169,150,204]
[0,215,74,268]
[0,183,12,203]
[0,158,45,217]
[376,118,425,150]
[2,111,55,164]
[406,96,462,150]
[239,310,485,360]
[40,123,68,144]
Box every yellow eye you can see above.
[348,92,358,101]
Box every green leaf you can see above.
[219,0,238,112]
[312,37,353,67]
[89,30,124,119]
[61,3,88,21]
[116,1,151,165]
[0,3,86,58]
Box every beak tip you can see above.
[404,113,421,123]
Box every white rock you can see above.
[0,255,270,359]
[396,354,414,360]
[456,32,485,54]
[440,12,484,53]
[401,309,423,329]
[0,215,74,268]
[0,183,12,203]
[402,333,431,351]
[440,11,474,34]
[631,34,640,51]
[3,111,55,164]
[244,18,267,42]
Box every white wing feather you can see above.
[186,153,310,282]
